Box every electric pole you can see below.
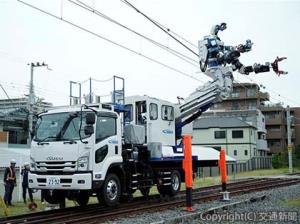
[286,105,293,173]
[28,62,49,145]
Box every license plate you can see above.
[47,177,60,186]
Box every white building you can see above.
[193,117,257,162]
[201,110,269,156]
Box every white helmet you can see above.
[10,159,16,164]
[24,162,30,166]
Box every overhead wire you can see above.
[17,0,297,107]
[17,0,203,83]
[119,0,297,106]
[243,75,300,106]
[69,0,199,66]
[120,0,199,57]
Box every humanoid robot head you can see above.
[210,23,227,36]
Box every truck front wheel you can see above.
[76,191,89,206]
[43,189,66,208]
[100,173,121,206]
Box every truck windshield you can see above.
[34,112,89,142]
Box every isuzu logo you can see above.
[46,156,63,161]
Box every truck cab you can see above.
[29,105,123,206]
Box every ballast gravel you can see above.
[104,182,300,224]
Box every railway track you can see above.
[0,177,299,224]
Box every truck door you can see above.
[93,114,121,182]
[135,101,147,142]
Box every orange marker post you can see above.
[218,149,227,192]
[182,135,193,212]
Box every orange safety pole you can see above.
[182,135,193,212]
[218,149,227,191]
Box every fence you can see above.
[197,156,272,178]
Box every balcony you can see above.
[258,92,270,101]
[257,139,268,151]
[266,131,285,139]
[269,145,283,153]
[265,117,283,125]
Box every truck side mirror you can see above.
[84,125,94,135]
[86,112,96,125]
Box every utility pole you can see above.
[286,105,293,173]
[28,62,49,145]
[89,77,92,104]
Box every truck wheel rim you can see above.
[107,179,118,201]
[172,174,180,191]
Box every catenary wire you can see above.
[69,0,199,66]
[17,0,203,83]
[120,0,199,57]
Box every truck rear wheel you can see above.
[157,170,181,196]
[100,173,121,206]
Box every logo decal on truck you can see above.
[108,139,118,144]
[162,129,173,134]
[46,156,63,161]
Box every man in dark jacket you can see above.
[21,162,33,204]
[21,162,33,203]
[3,159,17,206]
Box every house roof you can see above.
[193,117,256,129]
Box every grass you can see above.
[280,198,300,208]
[232,167,300,178]
[1,167,300,218]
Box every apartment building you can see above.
[212,83,270,111]
[261,104,300,153]
[214,82,300,153]
[0,97,52,145]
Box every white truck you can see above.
[28,76,228,207]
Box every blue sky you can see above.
[0,0,299,106]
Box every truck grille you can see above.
[36,161,76,172]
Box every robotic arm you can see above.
[237,57,287,76]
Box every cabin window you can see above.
[95,116,116,143]
[95,145,108,163]
[161,105,174,121]
[149,103,158,120]
[124,104,133,122]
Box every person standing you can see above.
[3,159,17,206]
[21,162,33,204]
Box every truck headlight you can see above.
[30,157,36,171]
[77,156,89,171]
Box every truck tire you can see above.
[76,191,89,206]
[167,170,181,196]
[43,190,65,205]
[100,173,121,206]
[157,170,181,197]
[140,187,150,197]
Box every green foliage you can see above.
[272,154,281,168]
[272,145,300,169]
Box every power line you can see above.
[242,75,300,106]
[120,0,199,57]
[17,0,203,83]
[119,0,295,105]
[69,0,199,66]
